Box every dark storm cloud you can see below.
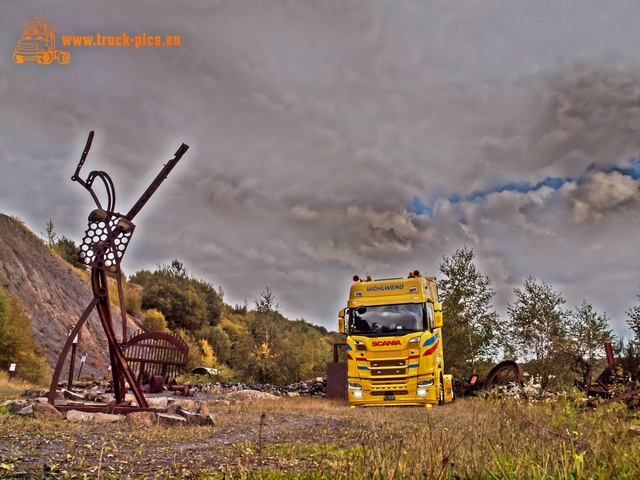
[3,1,640,334]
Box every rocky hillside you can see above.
[0,213,139,380]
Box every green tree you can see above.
[626,287,640,347]
[506,276,568,388]
[233,288,287,384]
[0,286,50,384]
[438,246,501,376]
[198,325,231,365]
[133,259,224,332]
[570,300,615,366]
[42,219,57,246]
[141,308,167,332]
[53,236,86,270]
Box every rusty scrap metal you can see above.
[326,343,348,399]
[484,360,523,388]
[584,342,639,407]
[122,330,189,388]
[47,131,189,413]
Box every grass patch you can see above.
[1,395,640,478]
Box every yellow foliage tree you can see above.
[141,308,167,332]
[199,339,217,368]
[0,287,50,385]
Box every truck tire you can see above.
[57,52,70,65]
[438,375,444,405]
[39,52,53,64]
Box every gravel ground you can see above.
[0,396,357,479]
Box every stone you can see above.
[202,414,216,426]
[96,394,114,404]
[157,413,187,426]
[62,389,85,402]
[16,404,34,415]
[146,396,168,410]
[225,389,278,400]
[86,391,100,401]
[178,409,203,425]
[66,410,123,423]
[127,411,157,427]
[34,402,64,420]
[3,400,30,413]
[24,389,46,399]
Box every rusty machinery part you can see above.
[122,330,189,386]
[47,131,189,413]
[485,360,523,388]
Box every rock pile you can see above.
[2,378,328,424]
[3,389,215,425]
[193,377,326,397]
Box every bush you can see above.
[0,287,50,385]
[141,308,167,332]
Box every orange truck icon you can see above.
[13,16,70,65]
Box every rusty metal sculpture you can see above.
[47,131,189,413]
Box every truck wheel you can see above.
[57,52,70,65]
[438,376,444,405]
[39,52,53,64]
[13,53,24,64]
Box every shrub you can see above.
[0,287,50,385]
[141,308,167,332]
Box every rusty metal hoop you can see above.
[485,360,523,388]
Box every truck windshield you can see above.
[350,303,424,335]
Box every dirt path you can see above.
[0,398,358,479]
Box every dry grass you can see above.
[1,392,640,479]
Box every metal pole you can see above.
[67,328,79,389]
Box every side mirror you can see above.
[433,302,443,328]
[338,309,346,334]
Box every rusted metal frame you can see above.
[93,267,148,408]
[48,297,100,405]
[333,343,347,363]
[53,404,163,414]
[126,358,188,367]
[605,342,615,367]
[123,143,189,222]
[114,262,128,343]
[594,386,640,407]
[67,341,78,390]
[122,332,188,390]
[71,131,95,194]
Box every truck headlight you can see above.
[348,382,362,390]
[417,388,427,396]
[352,390,363,398]
[417,379,434,387]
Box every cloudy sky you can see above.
[2,1,640,336]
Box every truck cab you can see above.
[339,271,454,406]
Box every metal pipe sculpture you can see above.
[47,132,189,411]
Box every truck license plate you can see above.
[384,395,395,401]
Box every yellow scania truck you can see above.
[339,271,454,406]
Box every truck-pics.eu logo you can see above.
[13,16,70,65]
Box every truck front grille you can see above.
[371,390,409,396]
[371,368,406,376]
